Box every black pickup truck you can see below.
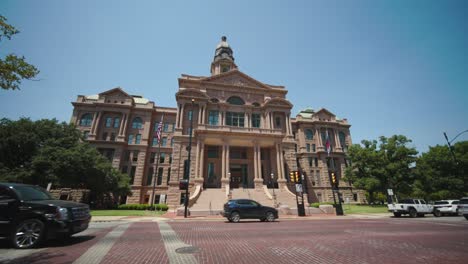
[0,183,91,249]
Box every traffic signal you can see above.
[289,171,295,183]
[179,179,189,190]
[294,171,301,183]
[331,172,337,187]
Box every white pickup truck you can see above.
[388,198,434,217]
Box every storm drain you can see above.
[176,246,200,254]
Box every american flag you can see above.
[325,130,331,155]
[156,119,163,143]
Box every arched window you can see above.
[80,113,93,127]
[227,96,245,105]
[132,117,143,129]
[305,129,314,140]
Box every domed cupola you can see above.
[210,36,238,75]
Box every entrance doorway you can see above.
[230,164,249,188]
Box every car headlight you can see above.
[56,207,69,220]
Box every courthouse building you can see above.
[70,37,364,211]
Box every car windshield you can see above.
[435,201,448,205]
[14,185,53,201]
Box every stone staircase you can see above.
[189,189,227,216]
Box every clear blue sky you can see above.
[1,0,467,153]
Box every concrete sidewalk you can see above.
[91,212,392,222]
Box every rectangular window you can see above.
[157,167,163,185]
[226,112,244,127]
[114,117,120,128]
[314,158,318,167]
[230,148,247,159]
[163,123,169,132]
[161,137,167,146]
[102,132,108,140]
[150,152,156,163]
[312,144,316,152]
[110,133,116,141]
[152,137,158,146]
[173,123,176,132]
[132,151,139,162]
[208,163,215,181]
[146,167,154,186]
[275,116,281,127]
[251,113,261,128]
[208,111,219,125]
[171,138,174,146]
[135,134,141,144]
[308,157,313,167]
[169,155,172,164]
[167,168,171,184]
[306,144,310,152]
[130,166,136,184]
[188,110,193,121]
[207,146,218,158]
[160,153,165,164]
[124,151,131,161]
[128,134,134,144]
[105,117,112,127]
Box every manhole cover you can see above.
[176,246,200,254]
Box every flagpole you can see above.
[151,113,165,211]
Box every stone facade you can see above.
[70,37,364,209]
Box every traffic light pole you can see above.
[330,157,344,216]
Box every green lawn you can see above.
[90,210,166,216]
[343,204,388,214]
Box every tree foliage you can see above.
[413,141,468,200]
[0,118,130,203]
[344,135,418,203]
[0,15,39,90]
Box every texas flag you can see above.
[325,130,331,155]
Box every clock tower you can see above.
[210,36,238,75]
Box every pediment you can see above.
[201,70,271,89]
[99,87,133,100]
[315,108,336,120]
[176,88,209,100]
[264,97,293,108]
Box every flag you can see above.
[325,130,331,155]
[156,118,163,143]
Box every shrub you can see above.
[117,203,168,211]
[310,202,335,208]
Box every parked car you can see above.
[458,197,468,220]
[0,183,91,249]
[387,198,434,217]
[223,199,278,223]
[433,200,459,217]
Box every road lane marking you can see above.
[158,221,198,264]
[72,223,130,264]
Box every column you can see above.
[334,129,342,150]
[317,127,323,147]
[179,104,185,128]
[122,114,130,138]
[222,144,226,179]
[199,141,205,179]
[175,104,180,129]
[226,144,230,178]
[198,105,202,125]
[201,105,206,125]
[279,144,285,180]
[253,144,258,179]
[194,138,201,179]
[92,111,102,134]
[257,146,262,179]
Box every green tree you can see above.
[0,118,130,204]
[344,135,418,203]
[413,141,468,200]
[0,15,39,90]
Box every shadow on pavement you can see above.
[0,235,95,249]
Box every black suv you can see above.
[0,183,91,249]
[223,199,278,222]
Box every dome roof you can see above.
[216,36,230,49]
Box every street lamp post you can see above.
[444,130,468,162]
[184,99,195,218]
[271,173,276,207]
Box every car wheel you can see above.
[409,208,417,218]
[265,212,275,222]
[230,212,240,223]
[12,219,45,249]
[393,212,401,217]
[433,210,441,217]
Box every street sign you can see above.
[387,189,393,196]
[295,184,303,193]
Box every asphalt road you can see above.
[0,215,467,264]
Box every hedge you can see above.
[117,203,169,211]
[310,202,335,208]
